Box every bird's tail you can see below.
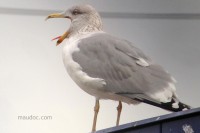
[135,98,191,112]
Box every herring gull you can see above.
[46,4,191,132]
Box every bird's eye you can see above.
[72,9,80,15]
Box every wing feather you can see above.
[72,33,176,103]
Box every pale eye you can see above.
[72,9,80,15]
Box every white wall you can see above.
[0,0,200,133]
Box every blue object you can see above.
[95,107,200,133]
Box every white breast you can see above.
[62,33,106,98]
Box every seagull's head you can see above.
[46,4,103,46]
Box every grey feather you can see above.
[72,33,175,103]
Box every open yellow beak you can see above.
[46,13,70,46]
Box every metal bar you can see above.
[95,107,200,133]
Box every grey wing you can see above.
[73,33,176,103]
